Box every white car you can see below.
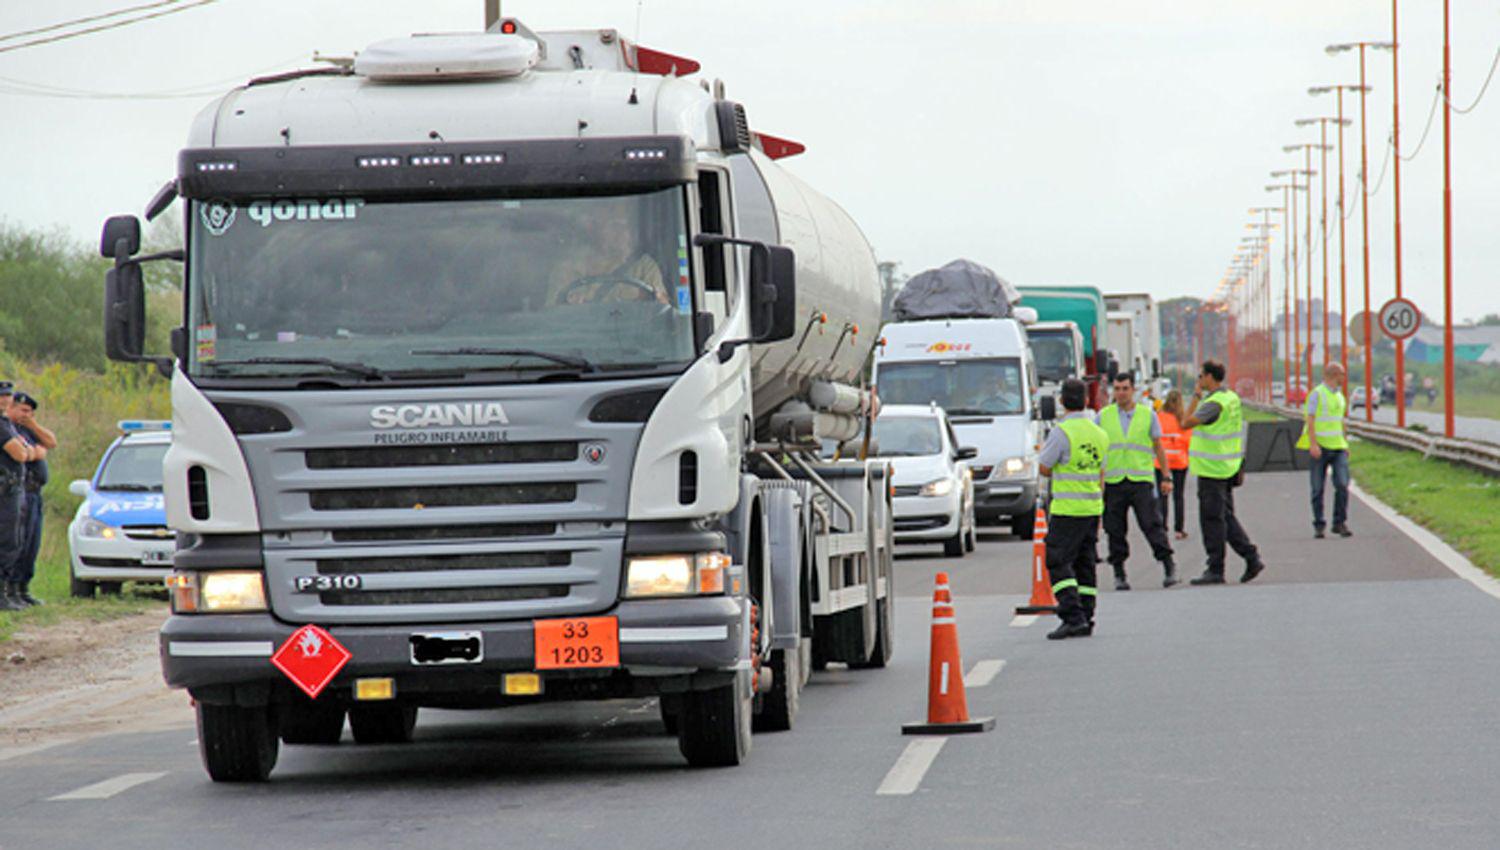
[67,422,174,597]
[874,404,977,557]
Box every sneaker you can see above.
[1240,561,1265,584]
[1047,621,1092,640]
[1314,527,1326,539]
[1332,524,1352,538]
[1189,572,1225,586]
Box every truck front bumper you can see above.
[161,595,745,705]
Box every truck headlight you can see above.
[625,552,729,598]
[78,517,118,540]
[919,478,955,498]
[167,570,267,614]
[999,456,1033,479]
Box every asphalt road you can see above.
[4,471,1499,849]
[1369,403,1500,444]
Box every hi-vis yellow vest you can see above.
[1052,417,1106,517]
[1296,384,1348,451]
[1100,404,1155,484]
[1188,390,1243,479]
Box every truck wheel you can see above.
[848,584,894,669]
[943,529,965,558]
[659,695,681,735]
[1013,507,1036,540]
[349,704,418,744]
[69,575,94,599]
[197,702,278,783]
[678,671,753,767]
[753,646,800,732]
[279,698,346,745]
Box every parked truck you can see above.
[99,20,894,781]
[1015,285,1110,409]
[1104,293,1162,383]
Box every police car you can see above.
[67,421,173,598]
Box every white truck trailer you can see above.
[1104,293,1161,381]
[98,20,893,781]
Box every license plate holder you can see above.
[533,617,619,670]
[142,550,174,566]
[409,631,484,665]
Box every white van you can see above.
[874,318,1048,538]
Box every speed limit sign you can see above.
[1379,297,1421,341]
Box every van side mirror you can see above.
[1039,395,1057,421]
[100,215,141,259]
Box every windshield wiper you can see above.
[98,484,155,492]
[208,357,388,380]
[410,348,597,373]
[944,408,990,416]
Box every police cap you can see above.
[11,392,37,410]
[0,381,12,397]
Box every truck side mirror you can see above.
[749,244,797,342]
[100,215,141,259]
[1039,395,1057,421]
[104,263,147,363]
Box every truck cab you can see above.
[1024,320,1086,412]
[873,318,1045,538]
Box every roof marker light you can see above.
[409,154,454,167]
[195,161,237,172]
[357,156,402,168]
[461,153,506,165]
[625,148,668,161]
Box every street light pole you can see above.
[1387,3,1408,428]
[1266,184,1294,394]
[1295,122,1341,369]
[1312,84,1366,379]
[1285,145,1322,384]
[1442,0,1455,437]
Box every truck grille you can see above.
[306,441,577,469]
[309,482,575,511]
[319,585,569,606]
[316,551,570,574]
[330,522,557,544]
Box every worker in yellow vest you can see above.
[1037,378,1107,640]
[1183,360,1266,585]
[1099,373,1178,590]
[1302,362,1352,538]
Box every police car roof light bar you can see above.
[119,420,171,432]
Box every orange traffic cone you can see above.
[902,572,995,735]
[1015,505,1058,615]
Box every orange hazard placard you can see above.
[534,617,620,670]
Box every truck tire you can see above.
[848,582,894,669]
[753,646,800,732]
[279,699,346,745]
[69,575,94,598]
[349,704,418,744]
[678,670,752,767]
[197,702,278,783]
[659,695,681,735]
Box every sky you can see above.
[2,0,1497,323]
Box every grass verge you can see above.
[1348,437,1500,579]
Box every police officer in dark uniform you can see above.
[0,382,38,612]
[1037,378,1109,640]
[9,392,54,607]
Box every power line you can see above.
[0,0,184,44]
[1445,44,1500,115]
[0,54,306,101]
[1399,81,1443,162]
[0,0,218,55]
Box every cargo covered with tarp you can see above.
[893,259,1019,321]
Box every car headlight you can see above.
[625,552,729,598]
[999,456,1034,479]
[919,478,955,498]
[77,517,119,540]
[167,570,267,614]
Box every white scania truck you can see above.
[99,20,893,781]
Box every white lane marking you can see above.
[1350,480,1500,602]
[49,772,167,801]
[876,738,947,796]
[1009,614,1039,628]
[963,659,1006,688]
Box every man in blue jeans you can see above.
[1304,362,1351,538]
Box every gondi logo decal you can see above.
[925,342,972,353]
[245,198,366,228]
[199,199,236,236]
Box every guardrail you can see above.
[1249,401,1500,476]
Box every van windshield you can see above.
[878,358,1025,416]
[1027,330,1077,383]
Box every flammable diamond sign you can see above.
[271,625,351,699]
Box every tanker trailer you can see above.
[97,19,892,782]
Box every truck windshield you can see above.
[1028,330,1077,383]
[871,417,944,457]
[97,443,168,492]
[186,188,696,380]
[878,358,1025,416]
